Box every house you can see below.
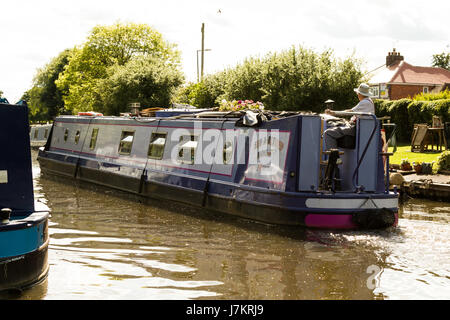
[368,49,450,100]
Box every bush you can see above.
[374,98,450,142]
[177,46,364,112]
[436,151,450,172]
[386,98,412,141]
[431,99,450,122]
[412,89,450,101]
[374,99,393,117]
[408,100,432,128]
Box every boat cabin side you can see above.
[42,112,386,194]
[30,124,52,147]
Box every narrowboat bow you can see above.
[37,109,398,230]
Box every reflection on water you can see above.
[8,151,450,299]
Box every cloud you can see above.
[309,0,448,42]
[1,0,449,102]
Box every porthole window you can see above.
[74,130,81,144]
[89,128,99,150]
[223,140,233,164]
[118,131,135,155]
[64,128,69,142]
[148,132,167,160]
[178,135,198,164]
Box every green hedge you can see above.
[375,98,450,142]
[174,46,364,113]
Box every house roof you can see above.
[368,61,450,85]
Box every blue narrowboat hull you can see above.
[0,212,49,292]
[40,156,398,229]
[0,103,50,293]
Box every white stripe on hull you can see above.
[305,197,398,209]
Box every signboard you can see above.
[380,83,388,98]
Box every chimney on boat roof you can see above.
[129,102,141,116]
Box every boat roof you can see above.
[57,109,317,123]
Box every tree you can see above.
[176,46,364,112]
[27,49,72,121]
[97,56,184,115]
[56,22,182,114]
[432,52,450,70]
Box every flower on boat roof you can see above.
[219,99,264,112]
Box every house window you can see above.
[89,128,99,150]
[370,86,379,98]
[64,128,69,142]
[118,131,135,155]
[178,135,198,164]
[423,87,429,94]
[74,130,81,144]
[148,132,167,160]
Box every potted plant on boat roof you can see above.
[219,99,265,112]
[400,159,412,171]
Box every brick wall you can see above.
[389,84,432,99]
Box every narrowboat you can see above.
[37,108,398,230]
[30,123,53,149]
[0,103,50,293]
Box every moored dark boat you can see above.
[37,108,398,230]
[0,103,50,293]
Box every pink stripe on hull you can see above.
[305,212,399,229]
[305,214,357,229]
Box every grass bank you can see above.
[388,143,444,167]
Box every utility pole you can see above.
[201,23,205,81]
[197,49,211,83]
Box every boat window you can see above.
[223,140,233,164]
[64,128,69,142]
[118,131,135,155]
[44,128,49,139]
[148,132,167,160]
[89,128,99,150]
[34,128,38,139]
[74,130,81,144]
[178,135,198,164]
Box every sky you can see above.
[1,0,449,103]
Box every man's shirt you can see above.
[350,98,374,122]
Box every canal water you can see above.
[9,151,450,299]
